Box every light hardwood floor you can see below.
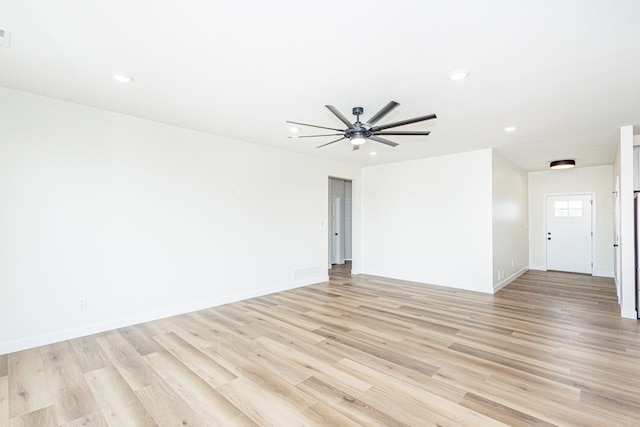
[1,266,639,426]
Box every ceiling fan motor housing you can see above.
[348,107,369,141]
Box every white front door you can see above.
[546,194,593,274]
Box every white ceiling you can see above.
[1,0,639,171]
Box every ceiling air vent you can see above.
[0,29,11,47]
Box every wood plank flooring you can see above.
[2,266,639,426]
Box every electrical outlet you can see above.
[79,297,87,309]
[0,29,11,48]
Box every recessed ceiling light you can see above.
[112,73,134,83]
[504,126,517,132]
[370,151,377,156]
[289,127,300,133]
[447,70,470,81]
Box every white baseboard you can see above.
[0,275,328,355]
[621,308,638,319]
[594,270,614,278]
[493,267,528,293]
[358,269,495,294]
[529,265,614,279]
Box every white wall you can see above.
[345,180,353,260]
[618,126,636,318]
[492,151,528,291]
[361,149,494,293]
[0,88,361,354]
[528,165,614,277]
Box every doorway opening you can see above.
[329,177,353,272]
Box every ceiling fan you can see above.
[287,101,436,150]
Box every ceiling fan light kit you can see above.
[351,133,367,145]
[287,101,436,150]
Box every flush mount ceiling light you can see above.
[370,151,377,156]
[447,70,470,81]
[504,125,517,132]
[112,73,134,83]
[550,159,576,169]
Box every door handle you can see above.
[614,244,619,247]
[335,233,338,236]
[547,237,551,240]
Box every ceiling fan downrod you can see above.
[349,107,368,145]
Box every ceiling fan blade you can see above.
[373,130,431,136]
[369,135,399,147]
[371,113,437,132]
[325,105,355,129]
[316,137,346,148]
[366,101,400,126]
[352,144,360,151]
[288,133,343,139]
[286,120,344,132]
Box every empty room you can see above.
[1,1,639,426]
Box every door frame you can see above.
[542,192,596,274]
[614,177,621,301]
[328,176,353,270]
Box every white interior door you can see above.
[331,196,343,265]
[546,194,593,274]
